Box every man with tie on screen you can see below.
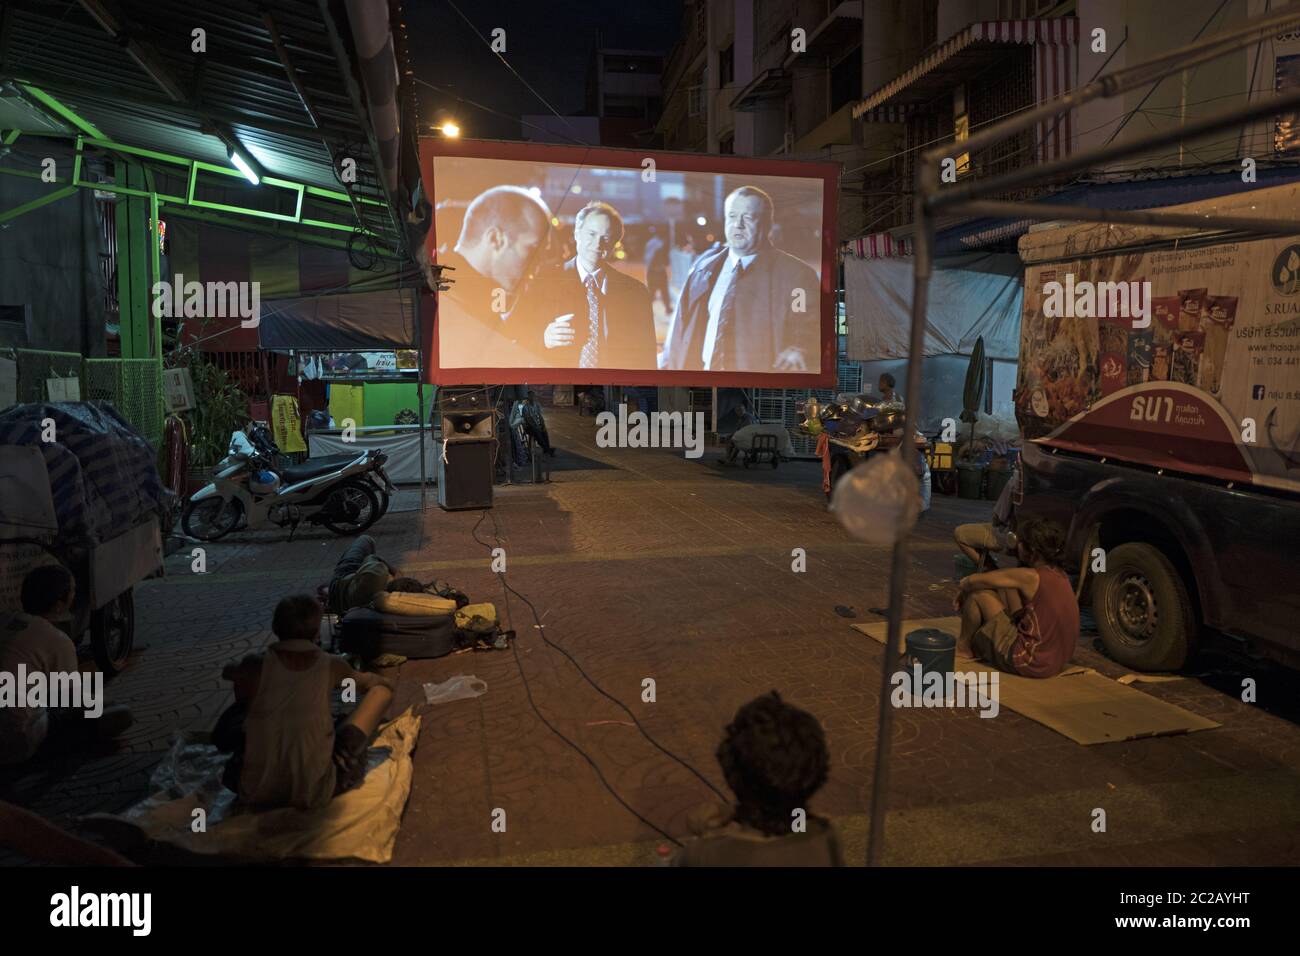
[660,186,819,373]
[539,201,657,370]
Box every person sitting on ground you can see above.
[0,566,133,767]
[672,691,844,866]
[215,594,395,811]
[326,534,427,613]
[954,463,1020,571]
[522,390,555,457]
[954,516,1079,679]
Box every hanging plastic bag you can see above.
[422,674,487,705]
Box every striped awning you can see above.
[853,17,1079,159]
[843,232,913,259]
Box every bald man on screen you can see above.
[436,185,552,368]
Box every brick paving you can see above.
[5,402,1300,866]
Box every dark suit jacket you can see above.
[526,258,657,370]
[661,244,820,373]
[435,251,547,368]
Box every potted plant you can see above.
[178,350,249,494]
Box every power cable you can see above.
[442,0,588,145]
[467,512,683,846]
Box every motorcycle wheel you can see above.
[90,590,134,676]
[182,496,242,541]
[323,481,381,536]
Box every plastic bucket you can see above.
[901,629,957,703]
[956,463,985,499]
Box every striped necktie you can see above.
[581,271,602,368]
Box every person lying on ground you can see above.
[214,594,395,811]
[325,534,432,613]
[953,464,1019,570]
[0,799,132,866]
[672,691,844,866]
[0,565,133,767]
[954,516,1079,679]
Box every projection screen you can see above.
[420,138,839,387]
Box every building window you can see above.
[719,44,735,86]
[688,86,705,117]
[830,45,862,111]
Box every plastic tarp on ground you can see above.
[257,287,420,351]
[844,252,1023,361]
[85,711,420,864]
[0,402,169,544]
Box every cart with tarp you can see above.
[0,402,169,674]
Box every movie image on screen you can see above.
[423,141,837,385]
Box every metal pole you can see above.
[414,289,428,513]
[867,165,937,867]
[150,190,164,436]
[950,199,1300,237]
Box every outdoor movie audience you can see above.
[955,516,1079,679]
[672,691,844,866]
[0,565,133,767]
[215,594,394,811]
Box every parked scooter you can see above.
[181,425,396,541]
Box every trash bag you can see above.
[422,674,487,705]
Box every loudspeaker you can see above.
[437,437,494,511]
[440,387,495,438]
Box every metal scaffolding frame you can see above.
[868,5,1300,866]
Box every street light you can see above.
[439,121,461,138]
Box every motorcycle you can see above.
[181,425,396,541]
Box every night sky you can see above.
[404,0,684,141]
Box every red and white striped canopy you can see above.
[853,17,1080,160]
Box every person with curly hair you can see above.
[672,691,844,866]
[954,516,1079,678]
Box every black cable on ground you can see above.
[482,509,729,803]
[469,511,690,847]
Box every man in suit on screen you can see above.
[536,201,657,370]
[660,186,820,374]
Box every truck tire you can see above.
[90,590,134,676]
[1093,542,1196,671]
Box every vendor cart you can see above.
[0,444,163,676]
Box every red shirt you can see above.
[1010,566,1078,678]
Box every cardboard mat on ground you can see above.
[852,616,1219,745]
[84,710,421,864]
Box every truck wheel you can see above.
[90,590,135,676]
[1093,542,1196,671]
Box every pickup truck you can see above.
[1013,183,1300,671]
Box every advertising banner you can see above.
[1017,234,1300,494]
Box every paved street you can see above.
[5,404,1300,866]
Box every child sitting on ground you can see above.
[215,594,395,811]
[954,516,1079,678]
[673,691,844,866]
